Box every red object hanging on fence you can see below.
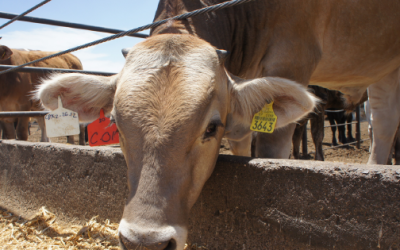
[87,109,119,146]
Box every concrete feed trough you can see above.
[0,140,399,249]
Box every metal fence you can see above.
[302,105,370,156]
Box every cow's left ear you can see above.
[0,45,13,61]
[36,73,118,122]
[224,74,318,141]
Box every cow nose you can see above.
[119,234,177,250]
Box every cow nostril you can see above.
[164,238,177,250]
[119,233,177,250]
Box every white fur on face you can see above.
[35,73,117,122]
[118,219,188,250]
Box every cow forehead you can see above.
[125,34,219,71]
[115,64,216,140]
[113,35,223,145]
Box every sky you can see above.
[0,0,161,73]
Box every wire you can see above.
[0,12,148,38]
[0,0,255,76]
[0,0,52,30]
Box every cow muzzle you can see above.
[118,219,186,250]
[119,234,177,250]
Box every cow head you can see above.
[37,34,316,250]
[0,45,13,62]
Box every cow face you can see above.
[37,34,316,250]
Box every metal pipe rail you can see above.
[0,111,49,118]
[325,110,345,113]
[0,0,255,76]
[324,121,358,128]
[0,12,149,38]
[0,0,52,30]
[0,65,116,76]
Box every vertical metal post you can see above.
[302,121,308,156]
[356,106,361,149]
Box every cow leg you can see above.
[228,132,252,157]
[387,147,394,165]
[346,113,356,142]
[387,127,400,165]
[292,121,306,159]
[15,117,29,140]
[327,113,338,146]
[364,98,373,152]
[254,124,295,158]
[337,112,347,144]
[368,123,373,152]
[36,117,50,142]
[84,125,88,142]
[78,124,86,146]
[368,69,400,165]
[394,127,400,165]
[310,110,325,161]
[1,122,16,139]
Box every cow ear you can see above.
[224,74,317,141]
[0,45,13,61]
[121,48,130,58]
[36,73,117,122]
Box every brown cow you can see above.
[151,0,400,166]
[0,46,85,144]
[37,34,316,250]
[37,0,400,249]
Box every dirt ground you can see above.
[0,207,201,250]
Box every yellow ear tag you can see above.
[1,51,5,59]
[250,101,277,133]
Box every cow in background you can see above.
[292,86,367,161]
[326,110,355,146]
[0,45,85,144]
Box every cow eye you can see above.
[204,120,222,139]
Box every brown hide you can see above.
[152,0,400,162]
[0,49,82,139]
[152,0,400,87]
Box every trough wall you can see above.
[0,140,399,249]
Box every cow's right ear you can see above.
[36,73,117,122]
[121,48,130,58]
[0,45,13,61]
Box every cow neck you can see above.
[151,0,273,79]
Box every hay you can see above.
[0,207,206,250]
[0,207,119,249]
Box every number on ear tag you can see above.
[44,96,80,137]
[250,101,277,133]
[87,109,119,147]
